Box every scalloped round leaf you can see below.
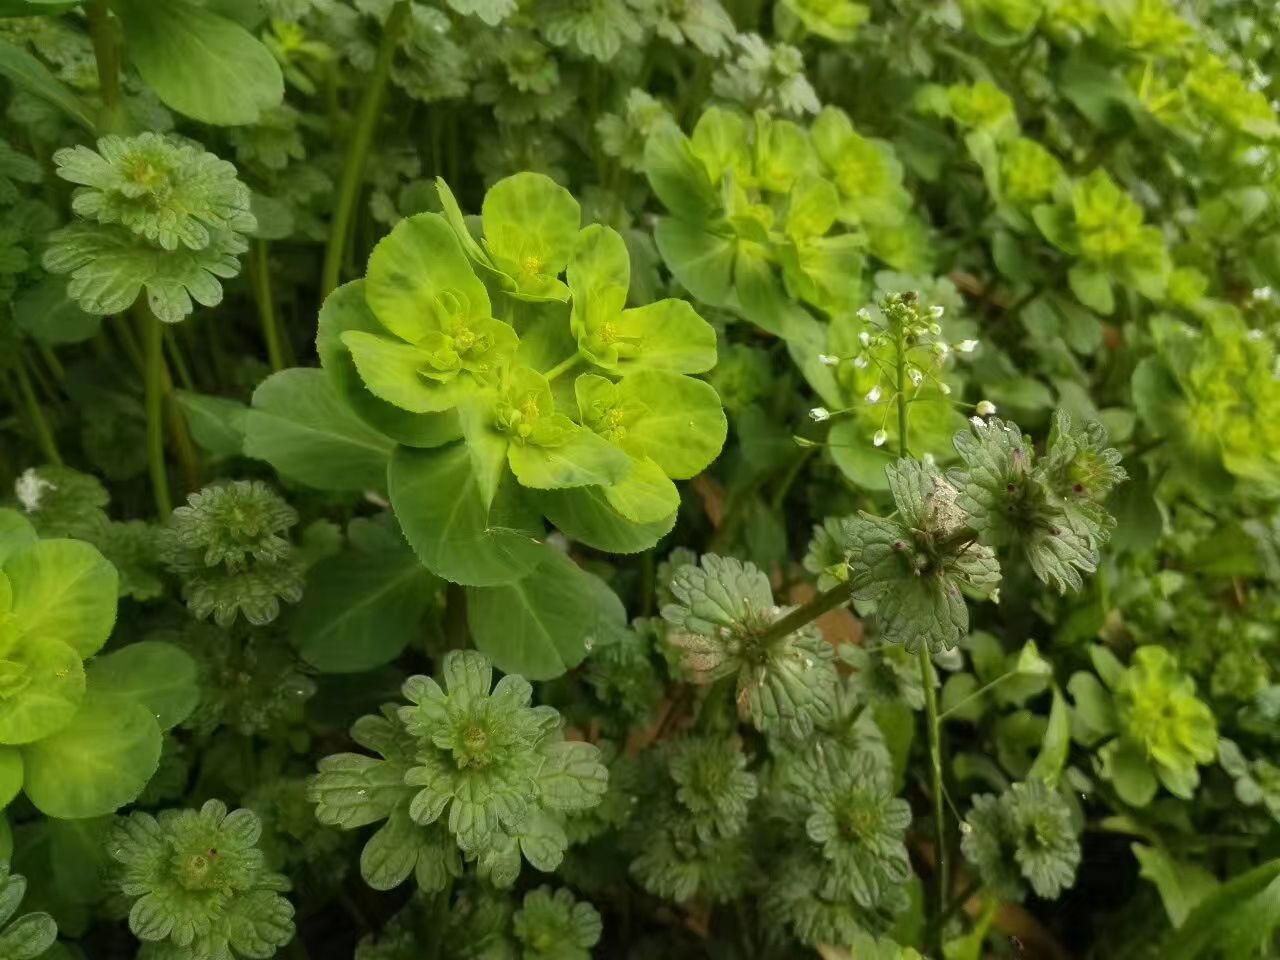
[4,539,117,658]
[113,0,283,126]
[536,485,675,554]
[388,443,545,586]
[616,372,727,479]
[21,690,161,818]
[86,641,198,731]
[245,368,394,491]
[366,213,492,344]
[466,550,627,680]
[0,640,84,745]
[316,281,462,448]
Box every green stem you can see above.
[896,315,948,956]
[143,310,172,517]
[86,0,125,133]
[251,240,286,372]
[937,670,1018,721]
[320,0,410,297]
[755,580,853,646]
[542,352,583,383]
[164,328,196,392]
[111,313,145,376]
[13,352,61,465]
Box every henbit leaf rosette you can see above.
[43,133,256,324]
[661,553,839,738]
[841,458,1000,653]
[948,410,1125,594]
[512,886,602,960]
[109,800,296,960]
[667,736,759,842]
[310,650,608,893]
[159,481,305,628]
[961,779,1082,902]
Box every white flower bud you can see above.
[908,366,923,387]
[956,339,979,353]
[865,385,882,404]
[976,400,997,416]
[1248,328,1265,342]
[853,355,869,369]
[873,429,888,447]
[928,322,943,336]
[933,341,950,357]
[809,406,831,422]
[858,331,872,346]
[929,304,945,319]
[939,383,952,395]
[856,307,871,321]
[818,353,840,366]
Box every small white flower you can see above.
[1248,328,1265,342]
[991,588,1001,605]
[1253,286,1274,302]
[908,366,923,387]
[818,353,840,366]
[956,339,979,353]
[856,307,871,321]
[929,304,945,319]
[873,429,888,447]
[865,385,882,404]
[939,383,953,395]
[976,400,997,416]
[922,452,936,467]
[15,468,53,513]
[853,355,869,369]
[809,406,831,422]
[928,322,943,336]
[933,341,950,357]
[858,330,872,347]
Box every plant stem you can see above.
[143,310,172,517]
[937,670,1018,721]
[111,313,145,375]
[164,327,196,392]
[86,0,125,133]
[320,0,410,297]
[251,240,287,372]
[13,351,61,465]
[542,352,583,383]
[755,581,852,645]
[896,311,948,956]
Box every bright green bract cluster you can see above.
[43,133,256,324]
[309,650,607,892]
[320,172,726,584]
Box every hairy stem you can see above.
[320,0,410,297]
[252,240,286,372]
[13,349,61,465]
[896,311,948,955]
[144,310,172,517]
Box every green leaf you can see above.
[1028,687,1070,786]
[0,512,36,567]
[653,218,735,306]
[644,126,721,223]
[0,38,94,131]
[536,485,675,554]
[340,331,466,414]
[4,539,117,659]
[85,641,198,731]
[1103,739,1158,807]
[12,276,101,346]
[1068,263,1114,315]
[245,368,394,491]
[388,443,545,586]
[1133,844,1218,929]
[1161,859,1280,960]
[21,690,161,818]
[315,280,461,448]
[466,549,627,680]
[0,0,84,16]
[176,391,248,459]
[603,456,680,523]
[112,0,283,125]
[481,172,580,301]
[612,372,726,478]
[506,423,631,490]
[0,748,18,810]
[0,640,84,745]
[291,544,436,673]
[610,300,718,375]
[365,212,493,344]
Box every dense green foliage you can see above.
[1,0,1280,957]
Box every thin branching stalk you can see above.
[12,349,61,465]
[251,239,286,372]
[143,308,172,517]
[321,0,411,297]
[86,0,125,134]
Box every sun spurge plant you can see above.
[5,0,1280,954]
